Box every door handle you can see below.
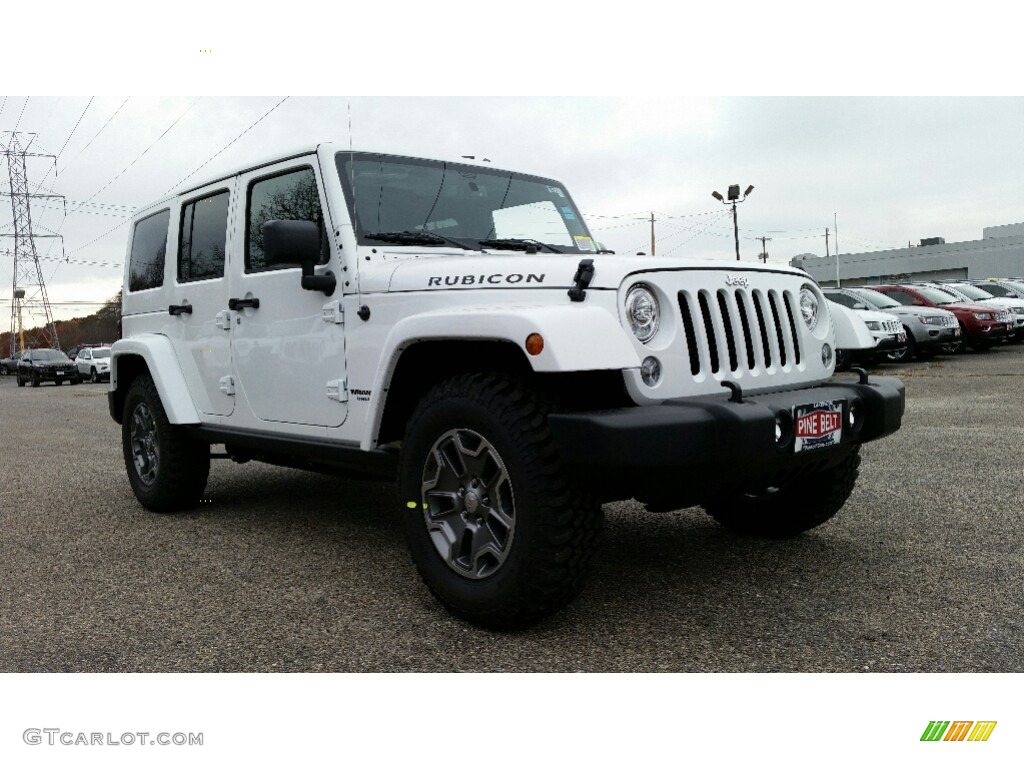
[228,297,260,310]
[168,304,193,316]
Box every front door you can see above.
[228,157,348,428]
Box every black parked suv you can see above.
[16,348,81,387]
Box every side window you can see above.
[246,167,328,272]
[128,209,170,292]
[178,190,230,282]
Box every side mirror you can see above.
[262,220,336,296]
[852,302,868,310]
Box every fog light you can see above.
[848,399,863,432]
[640,356,662,386]
[821,343,833,368]
[774,411,793,447]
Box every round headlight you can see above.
[799,285,820,330]
[625,284,661,343]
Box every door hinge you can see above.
[219,375,236,396]
[326,379,348,403]
[321,300,344,324]
[215,310,232,330]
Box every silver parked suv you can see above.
[823,286,960,360]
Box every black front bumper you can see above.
[548,375,905,507]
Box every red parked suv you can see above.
[870,284,1012,351]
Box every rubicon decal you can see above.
[427,273,546,287]
[920,721,997,742]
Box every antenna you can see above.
[347,100,363,311]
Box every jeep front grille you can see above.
[678,288,802,376]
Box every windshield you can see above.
[336,153,597,253]
[916,286,959,305]
[946,283,993,301]
[1003,280,1024,294]
[850,288,900,309]
[92,348,111,359]
[31,350,69,362]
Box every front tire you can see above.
[835,348,852,372]
[121,373,210,513]
[703,450,861,537]
[399,373,602,629]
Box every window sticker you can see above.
[574,235,595,252]
[561,206,576,221]
[547,186,565,198]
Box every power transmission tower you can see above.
[1,132,65,355]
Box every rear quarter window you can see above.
[128,209,170,292]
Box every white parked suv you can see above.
[108,146,905,628]
[825,300,906,370]
[75,346,112,383]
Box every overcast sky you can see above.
[3,5,1022,322]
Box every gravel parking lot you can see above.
[1,347,1022,673]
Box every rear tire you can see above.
[121,373,210,513]
[399,373,603,629]
[704,450,861,537]
[90,367,98,384]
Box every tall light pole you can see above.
[712,184,754,261]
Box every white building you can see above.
[791,223,1024,287]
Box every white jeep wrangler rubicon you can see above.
[109,146,905,628]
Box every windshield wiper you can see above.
[364,231,476,250]
[478,238,564,254]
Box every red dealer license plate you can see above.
[793,400,844,453]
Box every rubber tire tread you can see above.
[121,373,210,514]
[704,450,861,538]
[399,372,602,630]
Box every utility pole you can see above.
[649,212,655,257]
[757,235,771,264]
[824,227,830,259]
[1,132,64,355]
[834,213,841,287]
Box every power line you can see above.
[60,97,130,176]
[13,97,29,133]
[40,98,200,273]
[76,97,200,207]
[53,97,93,161]
[1,248,122,268]
[164,96,289,194]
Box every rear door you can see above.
[164,181,236,417]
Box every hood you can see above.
[850,307,902,325]
[31,360,74,368]
[379,252,809,294]
[875,304,953,319]
[942,301,1003,314]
